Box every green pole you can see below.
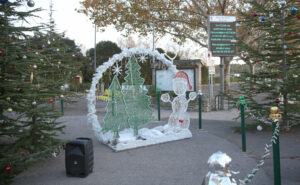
[157,91,161,121]
[198,94,202,129]
[241,104,246,152]
[272,121,281,185]
[61,98,64,115]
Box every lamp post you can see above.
[94,23,97,72]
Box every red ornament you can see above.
[49,98,54,103]
[297,16,300,19]
[0,50,3,55]
[290,32,294,35]
[291,50,295,54]
[251,85,255,89]
[38,52,41,55]
[278,76,281,79]
[26,49,30,52]
[253,12,258,16]
[275,99,280,104]
[5,166,11,171]
[62,34,65,37]
[179,120,184,123]
[256,60,260,63]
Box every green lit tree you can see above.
[234,0,300,127]
[123,55,154,136]
[102,75,129,138]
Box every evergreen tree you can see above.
[102,75,129,138]
[123,55,154,136]
[0,1,78,182]
[235,0,300,127]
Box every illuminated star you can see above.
[112,63,122,76]
[138,54,148,63]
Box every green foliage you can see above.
[102,76,129,138]
[123,55,154,136]
[0,1,81,183]
[235,0,300,127]
[86,41,121,85]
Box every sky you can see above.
[22,0,242,64]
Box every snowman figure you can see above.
[161,71,197,132]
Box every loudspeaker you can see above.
[65,137,93,177]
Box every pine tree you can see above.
[0,1,72,182]
[235,0,300,127]
[102,75,129,138]
[123,55,154,136]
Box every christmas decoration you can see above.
[112,63,122,76]
[67,48,71,51]
[261,17,265,21]
[138,54,148,63]
[257,125,263,131]
[123,55,154,136]
[5,166,11,171]
[102,76,130,138]
[291,7,297,13]
[33,64,37,69]
[27,0,35,7]
[253,12,258,16]
[275,99,280,104]
[0,50,3,55]
[236,0,300,129]
[6,97,10,101]
[30,72,33,83]
[161,71,196,132]
[32,101,37,105]
[202,151,237,185]
[49,98,54,103]
[7,108,12,112]
[87,47,190,151]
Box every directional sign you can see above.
[208,15,237,56]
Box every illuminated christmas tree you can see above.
[123,55,154,136]
[102,75,129,138]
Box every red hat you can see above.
[174,71,192,90]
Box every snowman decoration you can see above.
[161,71,197,132]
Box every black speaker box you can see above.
[65,137,93,177]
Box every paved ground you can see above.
[12,95,300,185]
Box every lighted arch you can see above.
[87,46,178,142]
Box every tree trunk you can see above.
[249,63,255,74]
[224,57,233,93]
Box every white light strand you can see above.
[239,122,280,185]
[87,46,178,142]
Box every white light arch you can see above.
[87,46,178,142]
